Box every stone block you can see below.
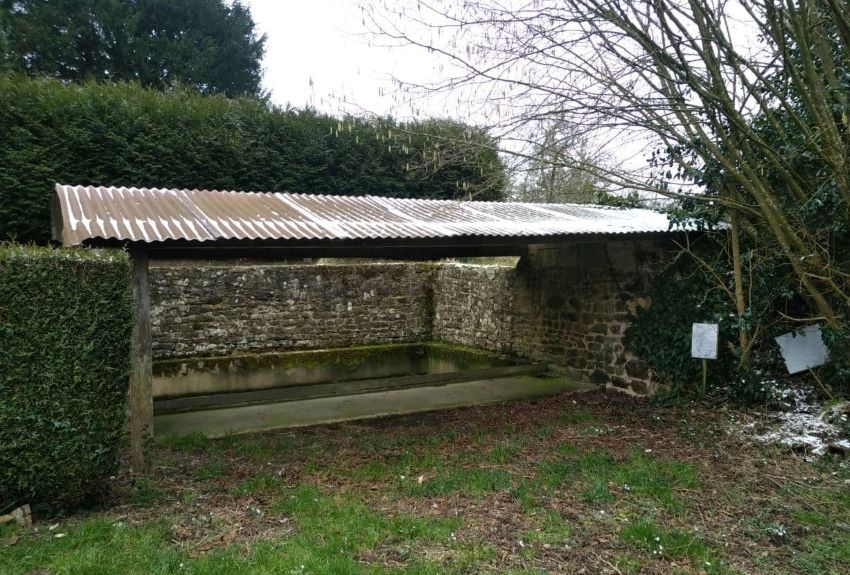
[625,358,650,379]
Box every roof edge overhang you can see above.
[77,229,702,260]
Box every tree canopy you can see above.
[0,10,9,71]
[364,0,850,395]
[0,0,265,96]
[510,117,605,204]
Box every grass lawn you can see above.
[2,390,848,574]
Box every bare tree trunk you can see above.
[729,207,750,361]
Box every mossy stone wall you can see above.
[149,241,669,394]
[433,240,669,394]
[150,262,435,359]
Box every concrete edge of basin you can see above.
[154,375,598,438]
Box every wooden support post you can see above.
[130,244,153,473]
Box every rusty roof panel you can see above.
[53,184,682,247]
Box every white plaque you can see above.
[775,324,829,374]
[691,323,719,359]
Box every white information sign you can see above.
[691,323,719,360]
[775,324,830,374]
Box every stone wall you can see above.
[433,240,668,394]
[432,264,515,354]
[150,238,670,394]
[150,262,435,359]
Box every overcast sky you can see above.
[241,0,654,178]
[244,0,426,118]
[241,0,711,185]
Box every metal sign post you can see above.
[691,323,719,396]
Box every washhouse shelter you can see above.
[52,184,691,471]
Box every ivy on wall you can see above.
[625,231,850,403]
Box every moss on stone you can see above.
[427,341,520,366]
[152,341,524,378]
[153,343,423,377]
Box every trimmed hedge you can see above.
[0,245,132,512]
[0,76,507,243]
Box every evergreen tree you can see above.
[0,9,9,72]
[0,0,265,96]
[0,78,507,243]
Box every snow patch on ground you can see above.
[731,387,850,458]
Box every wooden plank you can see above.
[154,363,549,414]
[89,229,693,254]
[129,244,153,473]
[146,244,527,260]
[139,231,689,260]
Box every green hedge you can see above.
[0,76,506,243]
[0,245,132,512]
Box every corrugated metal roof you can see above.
[53,184,682,247]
